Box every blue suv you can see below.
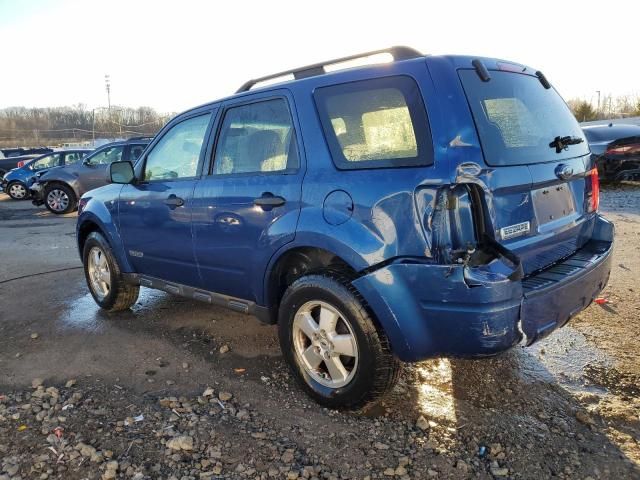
[77,47,614,408]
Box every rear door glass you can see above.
[314,76,432,169]
[212,98,298,175]
[459,70,589,166]
[88,146,124,165]
[64,152,84,165]
[129,144,147,161]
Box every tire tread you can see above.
[84,231,139,311]
[279,270,400,409]
[324,269,401,408]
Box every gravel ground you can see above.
[0,184,638,480]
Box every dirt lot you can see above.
[0,185,639,480]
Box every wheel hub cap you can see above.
[47,189,69,212]
[292,301,358,388]
[9,184,26,198]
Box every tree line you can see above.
[1,94,638,148]
[567,94,640,123]
[0,105,173,147]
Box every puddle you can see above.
[57,287,280,358]
[58,293,108,332]
[525,325,614,395]
[58,289,168,332]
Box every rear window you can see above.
[459,70,589,166]
[314,76,432,169]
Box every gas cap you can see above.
[323,190,354,226]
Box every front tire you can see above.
[44,183,76,214]
[7,181,29,200]
[278,273,400,409]
[83,231,139,311]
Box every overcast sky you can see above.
[0,0,637,113]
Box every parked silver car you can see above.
[31,138,151,214]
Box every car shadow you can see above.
[373,348,640,478]
[16,278,637,478]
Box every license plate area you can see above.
[532,183,576,226]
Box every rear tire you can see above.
[278,272,400,409]
[7,181,29,200]
[44,183,76,214]
[83,231,139,311]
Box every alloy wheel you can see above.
[47,188,69,212]
[87,246,111,300]
[292,300,359,388]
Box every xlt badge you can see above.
[500,221,530,240]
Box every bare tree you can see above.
[0,105,172,147]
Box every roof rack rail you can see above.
[236,46,423,93]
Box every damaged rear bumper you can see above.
[352,215,614,362]
[597,157,640,181]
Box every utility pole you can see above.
[105,74,112,137]
[105,74,111,111]
[596,90,601,116]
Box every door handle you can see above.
[164,194,185,208]
[254,193,286,208]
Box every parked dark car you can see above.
[0,153,40,177]
[1,147,53,158]
[76,47,613,408]
[1,149,92,200]
[31,138,151,213]
[582,123,640,181]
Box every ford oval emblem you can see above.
[555,164,574,180]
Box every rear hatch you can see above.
[459,67,595,275]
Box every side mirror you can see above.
[110,161,135,184]
[83,158,93,166]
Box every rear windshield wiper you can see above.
[549,135,584,153]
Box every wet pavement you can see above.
[0,188,639,479]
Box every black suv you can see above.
[31,137,152,214]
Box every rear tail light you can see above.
[587,168,599,213]
[78,197,89,215]
[605,143,640,155]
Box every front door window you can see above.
[143,114,211,181]
[31,153,61,170]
